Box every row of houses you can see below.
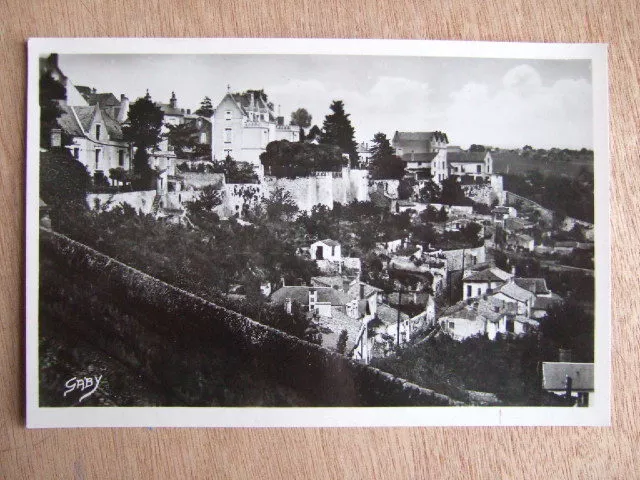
[41,54,299,186]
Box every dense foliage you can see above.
[372,334,544,404]
[122,93,165,188]
[319,100,358,166]
[260,140,346,178]
[503,170,594,223]
[39,71,66,147]
[194,96,214,117]
[368,133,405,180]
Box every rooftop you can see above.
[514,278,550,295]
[448,151,488,164]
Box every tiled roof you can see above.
[394,131,448,143]
[77,88,120,107]
[533,293,563,311]
[157,103,185,116]
[401,152,438,164]
[447,151,488,164]
[494,282,535,303]
[542,362,594,391]
[375,303,409,326]
[318,308,363,352]
[317,239,340,247]
[269,286,349,307]
[464,268,508,283]
[57,105,84,137]
[514,278,550,295]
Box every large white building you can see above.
[212,91,299,172]
[392,131,449,183]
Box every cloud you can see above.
[443,64,593,149]
[269,76,436,143]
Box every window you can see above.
[118,150,125,167]
[225,110,232,121]
[506,319,514,333]
[477,287,482,296]
[95,124,101,140]
[200,132,207,144]
[477,165,482,173]
[94,149,101,169]
[224,128,232,143]
[466,285,472,297]
[73,148,79,159]
[448,321,455,330]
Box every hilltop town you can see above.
[38,53,596,407]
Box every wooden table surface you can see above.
[1,1,638,478]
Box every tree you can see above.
[40,149,90,225]
[263,187,299,223]
[320,100,358,166]
[122,92,164,188]
[368,132,405,180]
[259,140,344,178]
[440,177,470,205]
[306,125,322,143]
[165,122,198,159]
[290,108,312,129]
[418,178,441,203]
[185,185,222,217]
[469,144,486,152]
[398,177,417,200]
[336,330,348,354]
[39,71,66,147]
[195,96,214,117]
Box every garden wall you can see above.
[40,229,459,407]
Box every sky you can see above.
[58,54,593,149]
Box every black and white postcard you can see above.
[26,38,610,427]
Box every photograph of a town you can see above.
[35,48,600,412]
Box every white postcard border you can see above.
[26,37,610,428]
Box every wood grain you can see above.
[1,0,638,478]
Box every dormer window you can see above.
[95,124,101,140]
[225,110,232,121]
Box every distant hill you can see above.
[492,151,593,177]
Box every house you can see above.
[447,150,493,180]
[506,233,535,251]
[489,280,537,317]
[542,362,594,407]
[356,142,373,167]
[392,131,449,183]
[40,53,132,186]
[57,103,131,185]
[492,206,517,226]
[269,282,379,356]
[76,86,130,123]
[310,239,342,261]
[438,296,538,341]
[376,238,406,254]
[212,90,299,170]
[462,266,513,300]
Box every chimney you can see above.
[50,128,62,148]
[280,276,286,287]
[187,109,191,115]
[284,298,292,315]
[92,87,97,94]
[250,92,255,110]
[118,94,130,123]
[170,91,177,108]
[559,348,572,362]
[511,266,516,276]
[360,283,365,299]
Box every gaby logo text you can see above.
[63,375,103,403]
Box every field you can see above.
[492,151,594,177]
